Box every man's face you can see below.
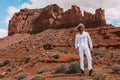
[78,27,84,32]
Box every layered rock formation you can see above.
[8,4,106,35]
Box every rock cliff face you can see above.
[8,4,106,35]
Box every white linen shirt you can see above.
[75,31,93,49]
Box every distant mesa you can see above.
[8,4,106,35]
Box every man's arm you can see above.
[75,34,79,49]
[87,32,93,50]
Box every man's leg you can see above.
[85,48,93,75]
[78,48,84,75]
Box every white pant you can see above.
[78,47,93,71]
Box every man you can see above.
[75,23,93,76]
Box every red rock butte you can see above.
[8,4,106,35]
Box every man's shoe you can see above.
[89,69,93,76]
[80,69,84,75]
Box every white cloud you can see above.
[5,6,19,25]
[6,0,120,27]
[105,7,120,19]
[106,19,113,25]
[0,29,8,38]
[116,23,120,27]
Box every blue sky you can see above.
[0,0,30,29]
[0,0,30,38]
[0,0,120,38]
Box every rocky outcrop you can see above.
[83,8,106,27]
[8,4,106,35]
[1,26,120,54]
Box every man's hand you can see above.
[90,48,93,52]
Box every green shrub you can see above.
[0,71,8,78]
[24,55,31,63]
[0,74,5,78]
[24,55,31,60]
[6,68,12,72]
[91,72,106,80]
[31,75,45,80]
[102,65,110,69]
[41,53,47,57]
[37,66,50,74]
[58,50,67,54]
[3,60,10,65]
[32,57,40,66]
[0,60,10,67]
[67,62,80,73]
[11,72,28,80]
[11,63,17,69]
[0,62,3,67]
[55,64,67,73]
[51,54,60,59]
